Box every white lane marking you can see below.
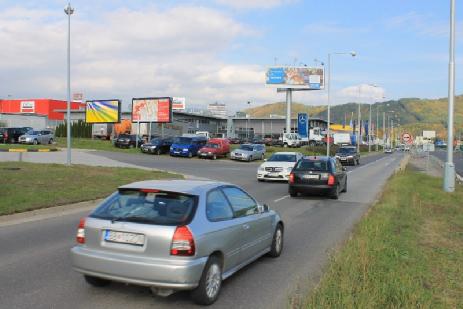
[274,195,290,203]
[347,155,394,174]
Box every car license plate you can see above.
[104,230,145,246]
[340,157,347,160]
[303,174,319,179]
[267,172,279,177]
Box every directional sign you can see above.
[297,113,308,138]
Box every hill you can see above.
[243,95,463,138]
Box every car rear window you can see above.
[268,154,296,162]
[89,190,198,226]
[339,148,356,153]
[294,160,329,171]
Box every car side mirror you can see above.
[263,204,269,212]
[258,204,269,213]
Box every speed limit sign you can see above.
[402,133,412,144]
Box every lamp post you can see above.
[247,101,251,140]
[444,0,456,192]
[64,3,74,166]
[326,51,356,156]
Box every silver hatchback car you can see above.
[70,180,284,305]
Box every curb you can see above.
[430,154,463,184]
[0,148,59,152]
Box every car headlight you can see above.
[183,148,189,152]
[170,146,173,150]
[348,155,354,158]
[258,167,265,171]
[208,152,212,154]
[151,145,157,149]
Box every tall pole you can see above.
[64,3,74,166]
[444,0,456,192]
[383,112,386,148]
[286,90,292,135]
[357,99,361,153]
[326,54,331,156]
[376,105,379,151]
[368,103,372,152]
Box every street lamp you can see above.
[64,3,74,166]
[326,51,356,156]
[246,101,251,140]
[444,0,456,192]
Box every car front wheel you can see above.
[330,185,339,199]
[191,256,222,305]
[268,224,284,258]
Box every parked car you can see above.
[257,152,304,182]
[197,138,230,159]
[289,156,347,199]
[1,127,32,143]
[230,144,265,162]
[141,137,173,155]
[384,148,393,154]
[170,135,207,158]
[70,180,284,305]
[114,134,143,148]
[227,137,241,144]
[263,137,273,146]
[18,129,55,145]
[334,146,360,165]
[0,128,6,143]
[250,137,265,144]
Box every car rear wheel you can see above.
[84,275,111,287]
[330,185,339,199]
[356,159,360,165]
[33,139,38,145]
[48,138,54,144]
[289,188,298,197]
[191,256,222,305]
[268,224,284,258]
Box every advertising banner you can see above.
[172,97,186,111]
[297,113,308,138]
[20,101,35,113]
[266,67,325,89]
[132,97,172,123]
[85,100,121,123]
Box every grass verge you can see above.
[0,161,182,215]
[0,143,57,150]
[55,137,141,153]
[300,168,463,308]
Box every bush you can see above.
[55,120,92,138]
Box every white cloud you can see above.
[0,5,276,111]
[339,84,386,103]
[215,0,296,9]
[303,22,367,35]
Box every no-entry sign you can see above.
[402,133,412,144]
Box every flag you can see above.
[352,120,356,134]
[343,113,346,128]
[365,120,369,136]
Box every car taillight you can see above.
[4,132,8,139]
[76,218,86,244]
[327,175,335,186]
[289,173,295,184]
[171,226,195,256]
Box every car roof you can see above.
[302,155,331,161]
[272,152,299,155]
[118,179,230,195]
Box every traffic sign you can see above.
[402,133,412,144]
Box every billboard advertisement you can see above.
[85,99,121,123]
[297,113,308,138]
[172,97,186,111]
[132,97,172,123]
[266,67,325,89]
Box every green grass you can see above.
[299,168,463,308]
[55,137,141,153]
[0,161,182,215]
[0,143,57,150]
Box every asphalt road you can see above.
[431,150,463,176]
[0,151,403,309]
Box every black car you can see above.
[114,134,143,148]
[288,156,347,199]
[334,146,360,165]
[140,137,173,155]
[1,127,33,143]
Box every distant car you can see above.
[115,134,143,148]
[141,137,173,155]
[257,152,303,182]
[289,156,347,199]
[250,137,265,144]
[227,137,241,144]
[70,180,284,305]
[334,146,360,165]
[18,129,54,145]
[384,148,393,154]
[198,138,230,159]
[1,127,32,143]
[230,144,266,162]
[0,128,6,143]
[170,135,207,158]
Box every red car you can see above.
[198,138,230,159]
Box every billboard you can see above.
[85,100,121,123]
[132,97,173,123]
[266,67,325,89]
[297,113,308,138]
[172,97,186,111]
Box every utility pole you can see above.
[376,105,379,151]
[64,3,74,166]
[368,103,372,152]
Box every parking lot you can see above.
[0,150,403,309]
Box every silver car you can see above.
[18,129,54,145]
[230,144,266,161]
[70,180,284,305]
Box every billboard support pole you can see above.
[161,123,164,138]
[136,120,140,148]
[286,89,292,134]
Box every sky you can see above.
[0,0,461,112]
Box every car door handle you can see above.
[242,224,250,230]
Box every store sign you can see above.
[297,113,308,138]
[172,97,186,111]
[20,101,35,113]
[132,97,173,123]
